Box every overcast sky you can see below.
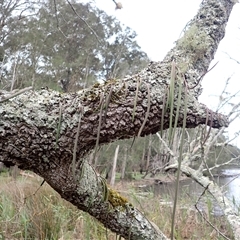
[84,0,240,145]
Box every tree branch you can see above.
[0,0,237,239]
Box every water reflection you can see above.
[219,168,240,206]
[150,168,240,215]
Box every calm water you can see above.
[217,169,240,204]
[149,168,240,215]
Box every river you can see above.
[150,168,240,215]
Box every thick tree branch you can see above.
[0,0,237,239]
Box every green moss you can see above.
[93,82,100,88]
[80,79,125,112]
[108,188,130,208]
[104,78,118,86]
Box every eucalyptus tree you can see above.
[1,0,148,91]
[0,0,40,87]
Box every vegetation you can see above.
[93,129,240,179]
[0,0,240,239]
[0,0,149,91]
[0,174,234,240]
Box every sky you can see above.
[84,0,240,145]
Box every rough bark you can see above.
[0,0,237,239]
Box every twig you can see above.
[224,52,240,64]
[72,108,83,181]
[0,86,33,103]
[65,0,101,44]
[55,103,62,146]
[170,83,188,240]
[188,62,218,89]
[53,0,69,39]
[195,184,231,240]
[138,83,151,137]
[93,93,105,162]
[103,85,113,123]
[132,77,142,121]
[205,155,240,172]
[160,86,168,137]
[156,133,175,158]
[23,179,46,204]
[202,109,213,146]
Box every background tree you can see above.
[0,0,40,88]
[1,0,149,91]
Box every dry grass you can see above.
[0,174,234,240]
[0,175,114,240]
[114,181,234,240]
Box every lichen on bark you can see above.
[0,0,236,239]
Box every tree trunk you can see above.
[121,145,128,179]
[146,134,152,171]
[109,145,119,186]
[0,0,236,239]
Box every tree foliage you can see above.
[1,0,149,91]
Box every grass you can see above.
[0,173,234,240]
[0,175,115,240]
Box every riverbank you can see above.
[0,173,235,239]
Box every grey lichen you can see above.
[176,24,209,70]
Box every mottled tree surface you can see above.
[0,1,236,239]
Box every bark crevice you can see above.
[0,0,236,239]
